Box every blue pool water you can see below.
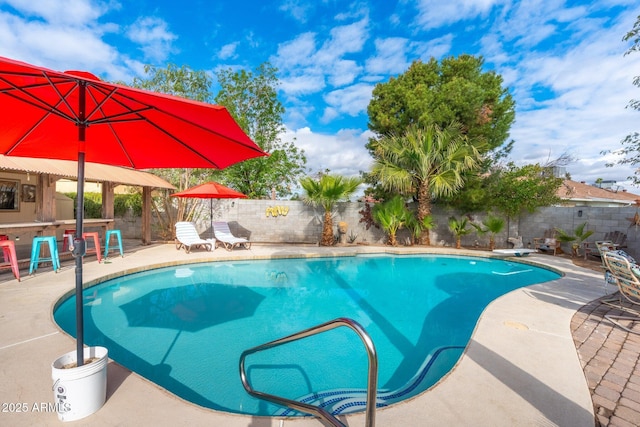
[53,254,560,416]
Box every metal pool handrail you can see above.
[239,317,378,427]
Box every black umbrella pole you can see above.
[74,152,86,367]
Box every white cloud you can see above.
[323,83,374,119]
[273,18,369,99]
[126,16,177,62]
[412,0,502,30]
[279,0,314,24]
[2,0,108,25]
[285,126,374,177]
[365,38,410,75]
[0,3,135,81]
[218,42,239,60]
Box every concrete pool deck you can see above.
[0,243,612,426]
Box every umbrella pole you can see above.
[210,199,214,239]
[74,152,86,367]
[74,83,87,367]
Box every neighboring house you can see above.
[557,179,640,207]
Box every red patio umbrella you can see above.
[170,181,247,238]
[0,56,267,366]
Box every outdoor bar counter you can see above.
[0,219,114,236]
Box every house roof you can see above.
[557,179,640,205]
[0,155,175,189]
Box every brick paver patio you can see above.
[572,295,640,427]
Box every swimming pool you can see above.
[53,254,560,417]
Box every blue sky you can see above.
[1,0,640,189]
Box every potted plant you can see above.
[555,222,594,257]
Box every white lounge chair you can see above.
[175,222,213,253]
[212,221,251,251]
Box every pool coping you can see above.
[0,243,605,426]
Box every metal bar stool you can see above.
[82,232,102,263]
[104,229,124,259]
[62,229,76,252]
[0,234,11,262]
[29,236,61,274]
[0,238,20,281]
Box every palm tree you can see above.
[405,213,434,246]
[370,123,482,245]
[448,216,473,249]
[300,174,362,246]
[471,215,505,250]
[555,222,594,257]
[372,195,410,246]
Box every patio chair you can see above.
[602,251,640,335]
[175,222,213,253]
[212,221,251,251]
[533,229,562,255]
[604,230,627,248]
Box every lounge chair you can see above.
[602,251,640,335]
[212,221,251,251]
[175,222,213,253]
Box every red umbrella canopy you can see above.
[0,56,265,366]
[170,181,247,199]
[0,56,267,168]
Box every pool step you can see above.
[274,345,465,416]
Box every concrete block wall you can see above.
[116,200,640,259]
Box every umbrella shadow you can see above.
[119,282,264,332]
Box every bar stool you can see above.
[29,236,61,274]
[61,229,76,252]
[104,229,124,258]
[0,234,10,262]
[0,239,20,281]
[82,232,102,263]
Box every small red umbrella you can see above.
[0,56,266,366]
[171,182,247,238]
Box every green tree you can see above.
[602,15,640,183]
[215,63,306,198]
[488,163,563,219]
[300,174,362,246]
[367,55,515,151]
[471,214,505,250]
[372,195,410,246]
[369,123,482,245]
[129,64,215,236]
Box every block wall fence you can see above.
[115,200,640,259]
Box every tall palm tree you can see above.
[370,123,482,245]
[300,174,362,246]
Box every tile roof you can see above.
[557,179,640,205]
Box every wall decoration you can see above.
[265,206,290,217]
[0,179,19,211]
[22,184,36,203]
